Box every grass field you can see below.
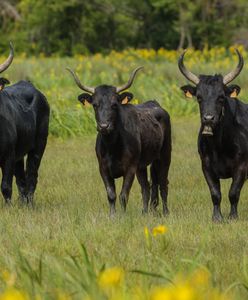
[0,48,248,299]
[0,118,248,299]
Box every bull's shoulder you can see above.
[229,98,248,125]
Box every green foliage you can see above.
[1,0,248,54]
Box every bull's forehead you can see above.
[93,85,118,103]
[197,75,224,96]
[95,85,116,95]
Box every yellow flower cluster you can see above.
[98,267,124,288]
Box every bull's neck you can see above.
[99,114,122,147]
[100,128,120,146]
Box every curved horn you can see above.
[223,49,244,85]
[66,68,95,94]
[116,66,143,93]
[178,50,199,85]
[0,42,14,74]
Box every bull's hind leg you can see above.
[15,159,27,202]
[1,153,15,205]
[26,120,48,206]
[150,161,159,211]
[152,159,170,216]
[136,168,150,214]
[228,166,246,220]
[158,170,170,216]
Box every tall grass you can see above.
[2,46,248,137]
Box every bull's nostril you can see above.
[204,114,214,121]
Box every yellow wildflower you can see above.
[174,284,195,300]
[144,226,149,239]
[150,287,173,300]
[0,289,28,300]
[98,267,124,288]
[152,225,168,236]
[191,269,210,286]
[1,270,16,287]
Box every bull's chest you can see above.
[200,143,238,179]
[105,153,125,179]
[210,153,235,178]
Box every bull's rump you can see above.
[136,101,167,167]
[0,81,49,160]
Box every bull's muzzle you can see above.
[202,125,213,136]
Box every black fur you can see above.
[80,86,171,215]
[0,80,49,205]
[181,74,247,221]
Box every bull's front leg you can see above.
[99,165,116,216]
[202,160,222,222]
[228,165,246,220]
[119,166,136,212]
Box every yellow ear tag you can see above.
[0,85,3,91]
[121,97,129,104]
[84,100,91,107]
[230,89,237,98]
[185,91,193,98]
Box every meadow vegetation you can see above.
[0,48,248,299]
[3,45,248,138]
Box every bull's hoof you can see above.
[228,213,238,221]
[142,208,148,214]
[163,208,170,217]
[212,214,223,223]
[109,206,116,217]
[4,200,12,207]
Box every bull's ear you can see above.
[225,84,241,98]
[78,93,92,105]
[180,85,196,98]
[0,78,10,91]
[118,92,133,104]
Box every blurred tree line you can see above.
[0,0,248,55]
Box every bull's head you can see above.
[0,42,14,91]
[67,67,143,135]
[178,49,243,136]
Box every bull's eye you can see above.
[93,103,99,109]
[111,103,117,110]
[197,96,202,103]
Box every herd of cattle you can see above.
[0,43,247,222]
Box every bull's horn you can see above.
[178,50,199,85]
[223,49,244,85]
[66,68,95,94]
[116,66,143,93]
[0,42,14,74]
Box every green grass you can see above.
[0,118,248,298]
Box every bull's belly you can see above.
[139,146,161,168]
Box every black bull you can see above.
[68,67,171,215]
[0,44,49,205]
[179,49,248,221]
